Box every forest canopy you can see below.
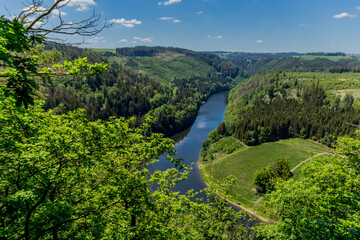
[0,14,250,240]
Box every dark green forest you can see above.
[40,44,243,136]
[215,71,360,146]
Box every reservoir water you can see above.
[150,91,227,195]
[150,91,257,226]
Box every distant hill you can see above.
[209,51,360,76]
[206,51,304,59]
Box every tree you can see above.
[253,166,275,193]
[273,158,291,180]
[1,0,109,107]
[256,135,360,239]
[0,90,249,239]
[14,0,107,39]
[0,16,107,107]
[0,16,250,240]
[253,158,291,194]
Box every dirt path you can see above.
[290,152,331,172]
[199,177,270,223]
[224,198,270,223]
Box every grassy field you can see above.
[122,56,215,83]
[300,55,351,61]
[200,138,331,216]
[92,48,116,54]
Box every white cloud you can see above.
[22,5,47,12]
[140,37,153,42]
[159,17,181,23]
[299,23,308,27]
[197,11,204,15]
[19,16,44,28]
[109,18,142,28]
[119,39,128,43]
[333,12,356,19]
[22,5,67,16]
[207,35,223,39]
[88,36,104,44]
[356,6,360,10]
[132,37,154,43]
[256,40,264,43]
[69,0,97,11]
[158,0,181,6]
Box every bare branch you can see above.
[13,0,110,40]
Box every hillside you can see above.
[199,70,360,217]
[224,71,360,145]
[40,44,244,136]
[113,46,241,83]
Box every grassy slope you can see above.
[200,138,331,216]
[110,54,215,84]
[133,56,214,83]
[92,48,116,54]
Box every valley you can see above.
[2,17,360,239]
[2,1,360,238]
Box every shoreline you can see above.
[197,162,270,224]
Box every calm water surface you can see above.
[150,92,227,195]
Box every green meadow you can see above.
[200,138,331,216]
[124,55,215,83]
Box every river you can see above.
[150,91,257,226]
[150,92,227,193]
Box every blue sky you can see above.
[2,0,360,53]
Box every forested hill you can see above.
[217,71,360,146]
[40,44,244,136]
[213,51,360,76]
[111,46,241,83]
